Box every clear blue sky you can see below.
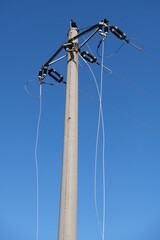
[1,0,160,240]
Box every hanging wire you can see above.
[35,83,42,240]
[25,77,65,240]
[79,41,106,240]
[24,80,41,99]
[97,42,126,59]
[97,37,143,59]
[83,36,95,56]
[79,56,87,68]
[25,79,67,100]
[79,52,103,239]
[100,39,105,240]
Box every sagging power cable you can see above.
[25,80,41,100]
[35,83,42,240]
[24,80,55,99]
[79,52,103,239]
[79,39,106,240]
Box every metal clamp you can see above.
[63,42,79,52]
[38,65,48,81]
[81,51,97,63]
[99,19,109,38]
[48,68,63,83]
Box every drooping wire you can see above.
[79,39,106,240]
[83,36,95,56]
[97,41,126,59]
[97,37,143,59]
[35,83,42,240]
[79,52,102,239]
[100,39,105,240]
[25,80,40,99]
[25,80,55,99]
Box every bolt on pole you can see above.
[58,24,78,240]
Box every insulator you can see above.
[43,65,48,77]
[110,27,122,38]
[110,26,126,40]
[114,26,126,37]
[48,68,63,83]
[81,51,97,63]
[104,25,108,36]
[38,65,48,81]
[38,69,42,79]
[82,54,91,62]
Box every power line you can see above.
[35,84,42,240]
[143,50,160,65]
[111,71,160,105]
[79,40,106,240]
[79,89,160,137]
[105,71,158,106]
[84,40,160,105]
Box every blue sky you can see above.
[1,0,160,240]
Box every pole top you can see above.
[70,19,78,28]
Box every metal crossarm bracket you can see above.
[48,68,64,83]
[42,20,105,67]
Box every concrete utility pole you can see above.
[58,24,78,240]
[37,17,132,240]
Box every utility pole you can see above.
[58,23,78,240]
[38,18,133,240]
